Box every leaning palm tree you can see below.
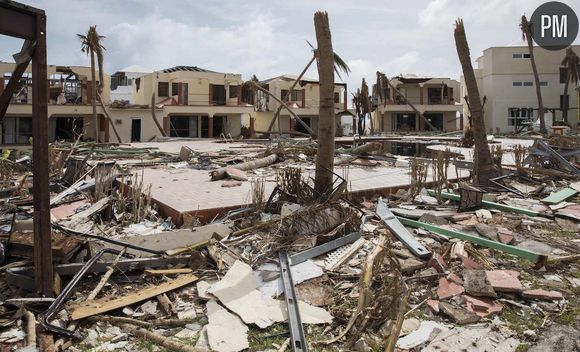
[455,19,499,185]
[265,43,350,133]
[78,26,106,141]
[520,15,546,133]
[561,47,580,124]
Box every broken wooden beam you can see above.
[69,274,198,320]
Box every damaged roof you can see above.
[161,65,216,73]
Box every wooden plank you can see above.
[144,268,192,276]
[541,187,578,205]
[69,274,198,320]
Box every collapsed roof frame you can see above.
[0,0,53,296]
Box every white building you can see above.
[110,64,152,103]
[461,45,580,133]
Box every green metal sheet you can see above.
[397,216,547,264]
[428,190,540,217]
[541,188,579,205]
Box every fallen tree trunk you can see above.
[210,153,278,181]
[151,94,167,137]
[118,323,202,352]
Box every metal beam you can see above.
[0,2,35,39]
[376,198,431,258]
[397,216,547,264]
[428,190,541,217]
[279,252,308,352]
[31,10,53,296]
[0,49,31,119]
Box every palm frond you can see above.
[562,48,580,85]
[333,52,350,80]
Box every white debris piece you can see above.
[205,300,249,352]
[256,260,323,298]
[396,321,447,350]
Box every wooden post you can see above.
[32,9,53,296]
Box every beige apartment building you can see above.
[460,45,580,133]
[253,75,347,135]
[373,76,462,133]
[117,66,255,141]
[0,61,111,146]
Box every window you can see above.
[539,81,548,86]
[158,82,169,97]
[281,89,302,101]
[292,90,303,101]
[523,53,530,58]
[334,92,340,103]
[508,107,532,126]
[172,82,179,96]
[512,53,523,58]
[229,85,238,99]
[523,81,533,86]
[513,81,523,86]
[560,67,567,83]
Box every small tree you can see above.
[520,15,546,133]
[561,47,580,124]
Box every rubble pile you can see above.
[0,136,578,352]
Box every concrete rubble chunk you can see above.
[439,301,481,325]
[116,222,234,257]
[517,240,554,255]
[399,318,421,336]
[428,253,447,273]
[529,324,580,352]
[475,209,492,221]
[485,270,523,292]
[474,223,498,241]
[464,295,503,317]
[463,269,496,298]
[208,260,332,328]
[206,300,249,352]
[224,167,248,181]
[522,289,564,301]
[396,321,448,350]
[418,213,448,226]
[426,299,440,314]
[423,326,520,351]
[437,277,464,300]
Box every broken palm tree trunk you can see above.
[314,11,336,198]
[267,56,317,133]
[454,19,499,185]
[96,93,122,143]
[151,93,167,137]
[250,82,315,137]
[210,153,278,181]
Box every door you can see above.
[131,119,142,142]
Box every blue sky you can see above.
[1,0,579,95]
